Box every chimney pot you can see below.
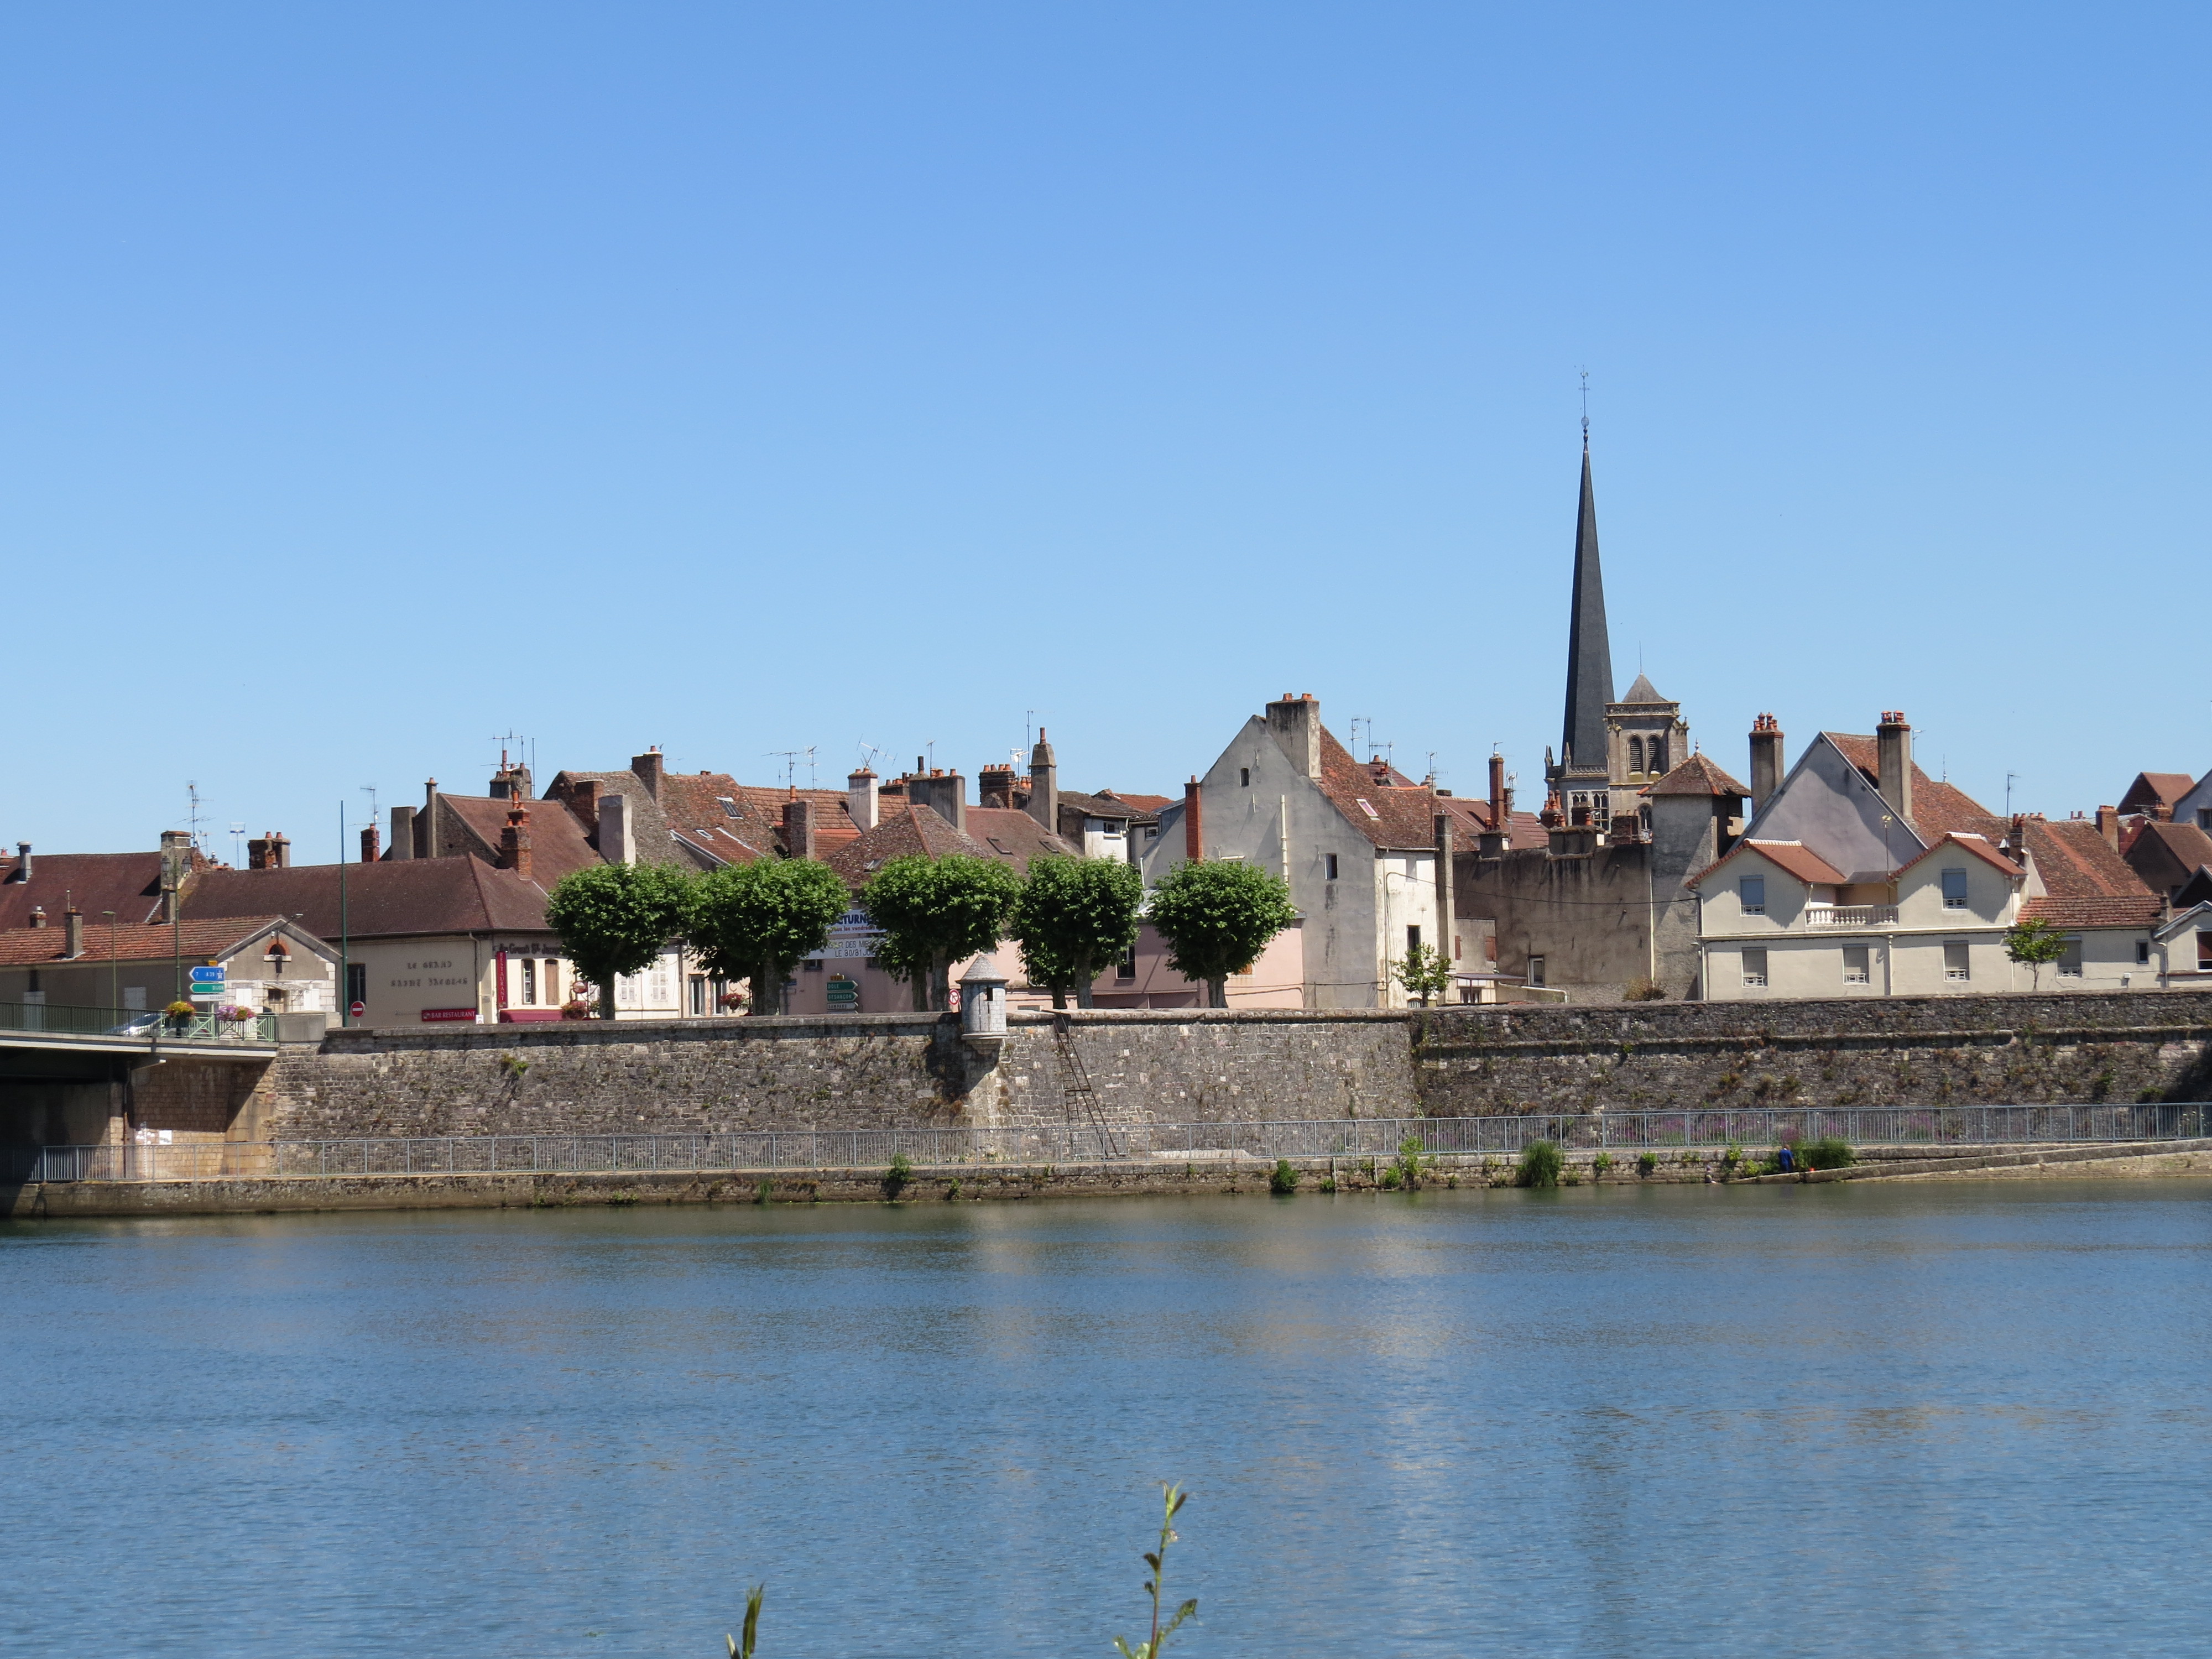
[1875,711,1914,825]
[13,841,29,881]
[630,750,664,800]
[29,905,46,928]
[499,802,534,881]
[360,824,382,864]
[1748,714,1785,812]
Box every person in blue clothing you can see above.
[1776,1143,1795,1173]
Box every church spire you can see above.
[1560,437,1615,774]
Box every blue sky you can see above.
[4,3,2205,858]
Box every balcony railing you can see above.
[1804,905,1899,927]
[0,1001,278,1043]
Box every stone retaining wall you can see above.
[1410,991,2212,1116]
[255,993,2212,1146]
[272,1009,1417,1140]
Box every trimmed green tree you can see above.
[688,858,853,1016]
[2004,917,2069,990]
[1143,859,1298,1008]
[1390,942,1454,1008]
[1010,855,1144,1009]
[860,853,1022,1010]
[542,862,695,1019]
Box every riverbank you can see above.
[15,1137,2212,1217]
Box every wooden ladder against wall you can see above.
[1053,1013,1123,1160]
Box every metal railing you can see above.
[1804,905,1900,927]
[13,1103,2210,1184]
[0,1001,276,1043]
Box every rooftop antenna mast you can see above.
[2006,772,2019,817]
[1579,367,1590,446]
[766,748,815,792]
[228,821,246,868]
[186,781,205,856]
[361,786,379,844]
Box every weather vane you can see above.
[1579,368,1590,445]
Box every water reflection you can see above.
[6,1182,2212,1656]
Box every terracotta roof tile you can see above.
[2120,772,2198,815]
[1317,728,1451,849]
[0,850,175,930]
[1645,754,1750,797]
[183,858,557,940]
[1822,734,2003,840]
[0,915,320,968]
[1688,839,1849,889]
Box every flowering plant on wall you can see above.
[216,1004,251,1022]
[559,997,596,1020]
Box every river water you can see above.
[7,1181,2212,1657]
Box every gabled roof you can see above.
[1646,754,1749,798]
[1897,831,2022,880]
[439,795,607,886]
[1688,839,1849,890]
[0,849,176,930]
[183,857,559,939]
[1099,790,1172,815]
[543,768,682,865]
[656,773,857,862]
[966,807,1083,870]
[1318,728,1451,850]
[2176,869,2212,910]
[2016,817,2162,929]
[0,915,330,969]
[822,804,996,888]
[1060,789,1159,826]
[1822,735,2002,841]
[2120,773,2198,816]
[2154,899,2212,941]
[2125,820,2212,888]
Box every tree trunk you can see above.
[1074,954,1094,1009]
[911,974,929,1011]
[597,977,617,1020]
[1051,985,1067,1010]
[929,952,952,1012]
[752,958,781,1016]
[1207,977,1227,1009]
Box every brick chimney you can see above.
[978,764,1018,810]
[1749,713,1784,811]
[1027,729,1058,832]
[499,803,533,881]
[1265,693,1322,781]
[1875,711,1913,825]
[566,778,601,836]
[2095,805,2120,851]
[388,805,415,861]
[1488,754,1506,834]
[1184,776,1204,862]
[631,748,664,800]
[783,798,816,860]
[360,824,381,864]
[63,906,82,959]
[598,792,632,865]
[847,768,879,831]
[248,835,274,870]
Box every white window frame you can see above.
[1740,875,1766,916]
[1944,941,1971,982]
[1741,947,1768,988]
[1941,868,1970,909]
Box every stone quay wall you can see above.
[1410,991,2212,1118]
[259,993,2212,1146]
[271,1009,1418,1141]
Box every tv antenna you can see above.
[767,747,817,791]
[186,781,205,855]
[228,822,246,867]
[361,786,380,849]
[2006,772,2019,817]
